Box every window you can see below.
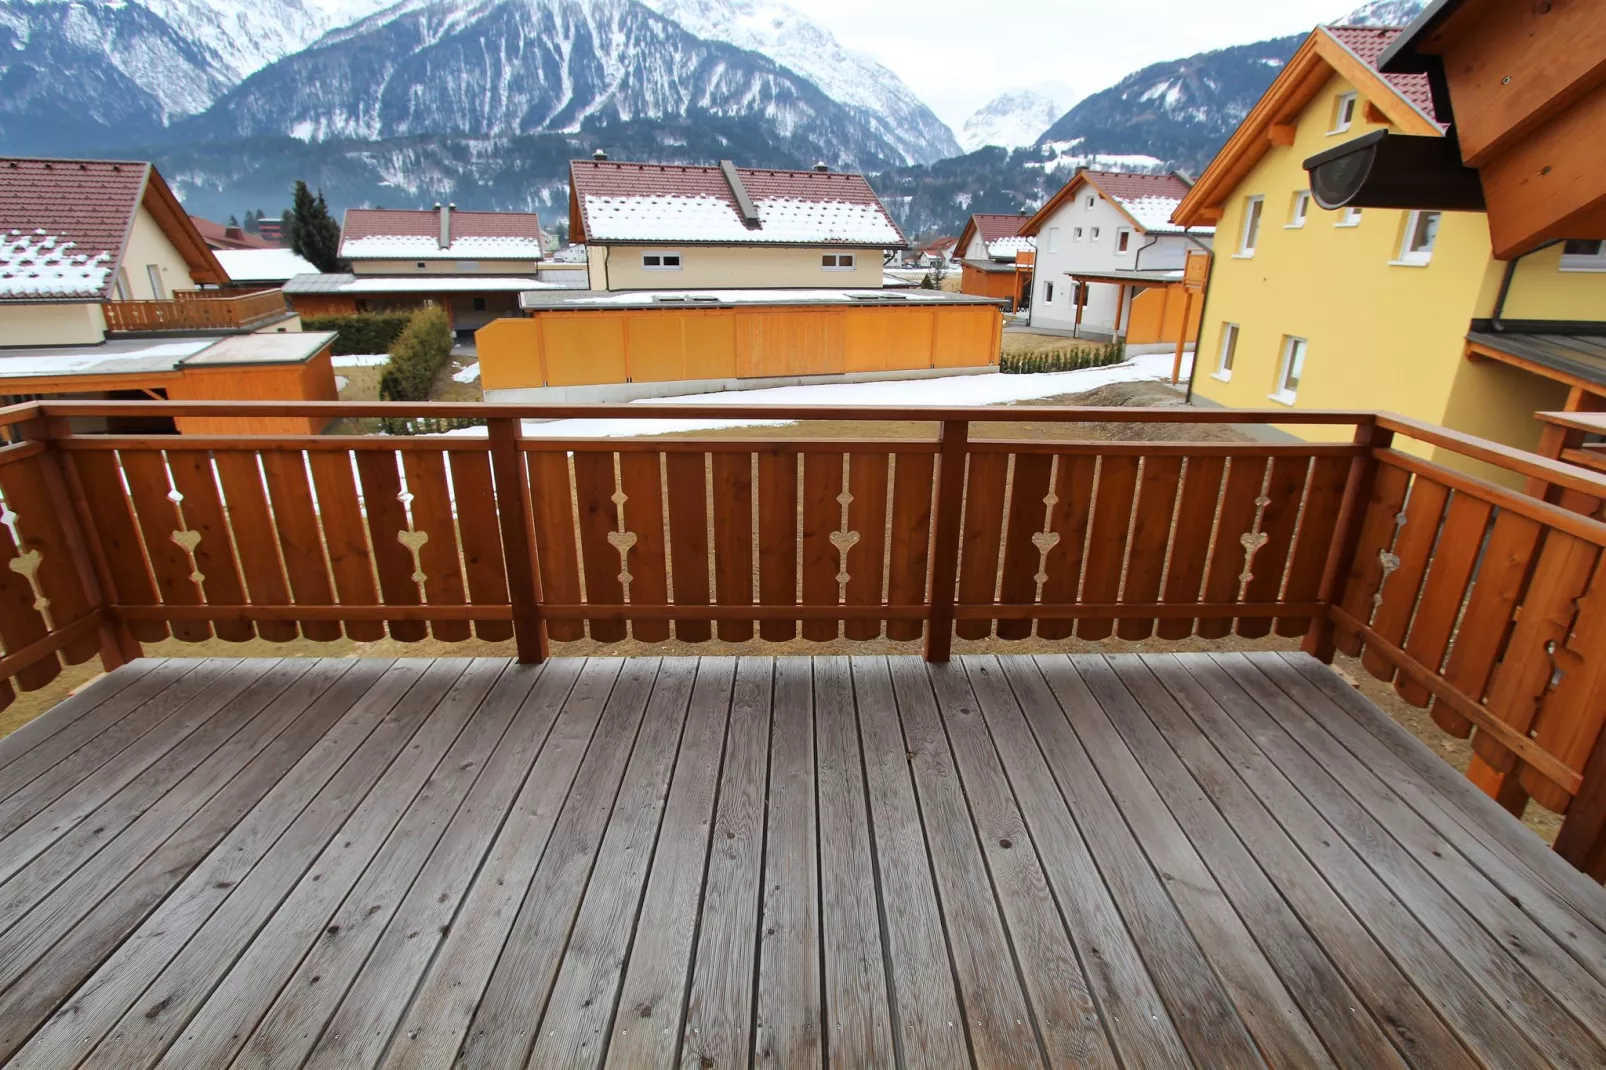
[112,267,131,301]
[416,262,427,269]
[1336,206,1363,227]
[1238,195,1264,255]
[1115,228,1132,254]
[1073,227,1084,240]
[1287,191,1311,228]
[1331,91,1358,133]
[1047,227,1059,253]
[1090,227,1101,241]
[821,253,856,269]
[642,251,683,270]
[1394,210,1440,265]
[1561,240,1606,271]
[1273,336,1307,403]
[472,297,487,312]
[1043,281,1055,303]
[1215,323,1239,381]
[146,265,165,300]
[1085,195,1096,210]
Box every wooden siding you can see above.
[960,261,1024,309]
[1126,281,1204,345]
[0,653,1602,1068]
[477,303,1003,391]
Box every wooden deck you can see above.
[1,654,1604,1069]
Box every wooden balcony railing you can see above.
[4,399,1606,877]
[101,289,288,332]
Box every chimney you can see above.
[812,161,829,172]
[593,149,609,161]
[719,159,761,228]
[439,202,452,250]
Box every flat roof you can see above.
[0,330,336,379]
[959,258,1024,274]
[284,274,556,295]
[1468,328,1606,389]
[1062,267,1184,286]
[517,288,1008,312]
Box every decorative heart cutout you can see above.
[1031,530,1061,555]
[397,529,430,584]
[829,529,860,554]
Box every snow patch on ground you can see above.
[331,353,390,368]
[452,362,480,383]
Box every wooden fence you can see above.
[101,289,288,332]
[4,399,1606,876]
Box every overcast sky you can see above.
[799,0,1360,132]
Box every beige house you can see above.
[567,157,908,291]
[0,157,233,346]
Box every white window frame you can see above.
[1331,91,1358,134]
[146,264,165,300]
[1085,195,1096,210]
[1392,210,1441,266]
[1286,191,1310,229]
[1090,226,1101,241]
[1272,335,1307,405]
[1043,280,1055,304]
[1115,228,1132,254]
[642,250,683,270]
[1336,206,1363,228]
[1047,227,1059,254]
[1214,322,1239,382]
[1237,195,1264,257]
[1073,226,1084,241]
[821,252,856,270]
[1561,240,1606,271]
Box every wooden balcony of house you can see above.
[1,397,1605,1068]
[101,288,291,333]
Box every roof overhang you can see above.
[1305,128,1483,212]
[1062,268,1182,288]
[139,168,228,287]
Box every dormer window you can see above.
[642,251,682,270]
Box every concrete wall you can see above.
[1188,73,1606,484]
[350,258,542,275]
[0,302,106,346]
[121,206,196,300]
[588,244,885,290]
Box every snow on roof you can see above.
[283,273,556,295]
[518,288,1004,311]
[339,208,545,261]
[0,157,150,302]
[1117,196,1195,233]
[1,228,114,298]
[985,235,1036,260]
[214,247,317,282]
[0,331,336,378]
[570,160,907,247]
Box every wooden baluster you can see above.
[488,417,547,663]
[924,419,968,662]
[1303,422,1393,663]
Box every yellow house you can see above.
[1173,25,1606,474]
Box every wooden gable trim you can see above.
[1018,172,1093,237]
[1079,174,1149,233]
[567,166,587,244]
[140,167,228,287]
[1173,27,1440,227]
[954,216,979,257]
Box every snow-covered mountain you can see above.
[1340,0,1425,26]
[136,0,396,82]
[640,0,958,163]
[959,92,1059,152]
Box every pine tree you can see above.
[227,214,239,227]
[242,210,261,235]
[287,180,343,273]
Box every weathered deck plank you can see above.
[0,653,1601,1070]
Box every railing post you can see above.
[488,417,548,664]
[22,415,141,669]
[1555,723,1606,879]
[924,419,969,662]
[1303,420,1392,662]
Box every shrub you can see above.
[1000,338,1127,375]
[301,312,412,355]
[379,306,453,401]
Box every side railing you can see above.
[101,289,289,332]
[5,399,1606,875]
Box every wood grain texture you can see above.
[354,450,425,643]
[447,448,513,641]
[996,452,1053,641]
[884,452,933,642]
[667,453,712,643]
[1157,455,1226,640]
[1114,455,1182,641]
[954,451,1008,640]
[259,449,340,641]
[1275,455,1349,638]
[529,449,585,641]
[211,450,296,641]
[843,453,890,641]
[712,452,756,641]
[1076,456,1138,641]
[1235,455,1308,639]
[1036,454,1096,642]
[120,449,209,642]
[1360,476,1449,681]
[166,449,256,645]
[800,452,843,642]
[1399,493,1492,710]
[619,451,671,643]
[0,454,103,660]
[574,449,628,643]
[757,452,799,643]
[1333,462,1411,656]
[1195,455,1264,641]
[401,449,472,642]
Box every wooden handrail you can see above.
[101,289,288,332]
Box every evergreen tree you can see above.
[227,214,239,227]
[287,180,343,273]
[242,210,261,235]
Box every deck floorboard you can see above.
[0,652,1601,1069]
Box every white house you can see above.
[1017,170,1213,338]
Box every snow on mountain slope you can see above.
[639,0,959,163]
[135,0,397,81]
[1340,0,1425,27]
[960,91,1059,152]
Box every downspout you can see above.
[1183,230,1217,404]
[1131,232,1160,270]
[1490,239,1562,333]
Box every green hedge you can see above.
[301,312,412,355]
[1000,339,1127,375]
[379,306,453,402]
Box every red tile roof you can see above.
[339,207,545,259]
[0,157,150,300]
[1325,25,1441,124]
[568,160,907,247]
[1082,170,1193,205]
[190,215,275,250]
[968,213,1031,243]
